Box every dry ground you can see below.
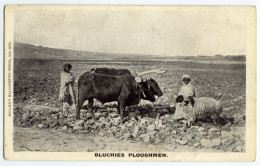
[13,59,246,152]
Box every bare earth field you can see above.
[13,58,246,152]
[14,127,213,152]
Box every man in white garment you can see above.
[59,63,77,115]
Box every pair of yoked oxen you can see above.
[77,68,163,123]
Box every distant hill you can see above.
[14,42,155,60]
[14,42,246,62]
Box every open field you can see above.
[13,57,246,152]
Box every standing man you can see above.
[58,63,77,115]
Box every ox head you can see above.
[146,78,163,97]
[138,78,163,102]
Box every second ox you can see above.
[91,67,132,76]
[77,70,163,123]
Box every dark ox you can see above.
[76,72,163,123]
[91,67,132,76]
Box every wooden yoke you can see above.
[136,69,167,77]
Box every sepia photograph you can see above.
[4,5,256,161]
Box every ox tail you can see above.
[76,80,80,119]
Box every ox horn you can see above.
[142,90,146,98]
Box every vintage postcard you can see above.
[4,5,256,161]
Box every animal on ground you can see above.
[77,72,163,123]
[175,95,223,125]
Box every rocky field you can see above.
[13,58,246,152]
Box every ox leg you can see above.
[117,101,120,115]
[119,101,125,124]
[88,98,95,120]
[76,95,86,120]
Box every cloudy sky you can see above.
[14,6,246,56]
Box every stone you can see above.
[99,120,109,128]
[22,113,30,120]
[85,113,93,120]
[41,111,49,117]
[185,134,193,141]
[192,126,199,130]
[51,114,59,119]
[94,112,101,118]
[29,98,36,104]
[162,114,170,120]
[197,127,205,132]
[133,126,140,138]
[193,142,200,148]
[107,122,113,128]
[145,117,155,123]
[143,135,150,143]
[98,132,104,137]
[75,120,84,127]
[121,132,130,140]
[154,119,163,129]
[147,124,155,132]
[99,112,108,118]
[201,132,208,136]
[73,125,84,131]
[113,117,121,126]
[208,127,220,133]
[14,114,22,123]
[50,120,59,128]
[80,109,88,114]
[43,123,49,128]
[68,122,74,127]
[176,139,188,145]
[68,114,74,118]
[147,131,158,138]
[61,126,67,131]
[209,131,221,138]
[126,121,134,128]
[30,117,39,124]
[139,133,146,139]
[221,138,234,148]
[236,146,243,152]
[86,119,95,126]
[59,114,66,119]
[128,112,137,119]
[165,126,172,132]
[110,113,119,118]
[67,127,74,133]
[58,119,66,126]
[120,125,128,133]
[233,113,244,124]
[139,118,148,126]
[221,131,232,138]
[200,139,211,148]
[154,138,161,144]
[211,139,221,148]
[37,124,44,128]
[171,130,177,135]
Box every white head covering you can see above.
[182,74,190,79]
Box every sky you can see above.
[14,7,246,56]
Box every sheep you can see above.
[175,95,223,126]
